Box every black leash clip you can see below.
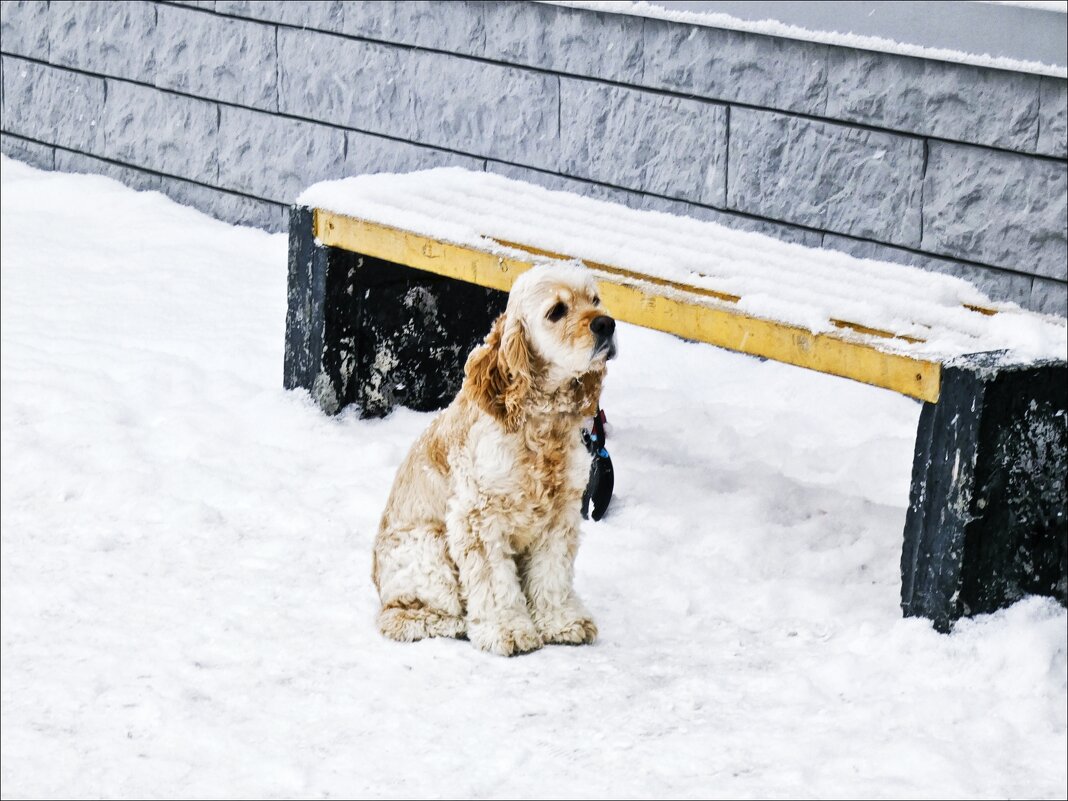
[581,408,614,521]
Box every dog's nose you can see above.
[590,315,615,338]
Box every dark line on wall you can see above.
[919,139,929,247]
[724,104,731,205]
[145,2,1068,164]
[214,102,221,182]
[1036,76,1044,150]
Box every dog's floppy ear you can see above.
[465,314,508,424]
[464,312,533,431]
[498,316,533,430]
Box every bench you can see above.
[283,167,1067,632]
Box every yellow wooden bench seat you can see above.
[314,208,944,403]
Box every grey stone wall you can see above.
[1,0,1065,315]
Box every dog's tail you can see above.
[377,596,467,642]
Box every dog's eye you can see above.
[547,302,568,322]
[592,295,601,306]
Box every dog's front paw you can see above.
[538,616,598,646]
[468,614,543,657]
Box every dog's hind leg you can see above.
[373,524,466,642]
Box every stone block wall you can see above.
[2,0,1065,315]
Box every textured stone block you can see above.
[277,30,399,135]
[487,162,823,247]
[820,233,1034,308]
[728,108,924,247]
[0,0,50,59]
[155,4,276,110]
[218,105,345,203]
[1038,77,1067,158]
[404,50,557,166]
[1030,277,1067,318]
[341,0,484,55]
[560,80,727,207]
[278,29,558,167]
[0,132,54,170]
[1,57,105,154]
[215,1,343,31]
[826,49,1041,153]
[102,80,217,183]
[643,18,827,116]
[48,0,157,84]
[159,176,287,232]
[54,148,162,192]
[481,1,642,84]
[923,141,1067,280]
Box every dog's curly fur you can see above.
[372,264,616,656]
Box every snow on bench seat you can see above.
[298,168,1066,403]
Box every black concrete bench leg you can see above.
[283,206,506,416]
[902,353,1067,630]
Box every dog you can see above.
[372,263,617,656]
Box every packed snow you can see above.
[547,1,1068,78]
[2,157,1066,799]
[300,168,1067,364]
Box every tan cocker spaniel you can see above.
[372,264,617,656]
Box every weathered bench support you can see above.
[902,354,1067,631]
[284,206,505,416]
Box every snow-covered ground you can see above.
[2,157,1065,799]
